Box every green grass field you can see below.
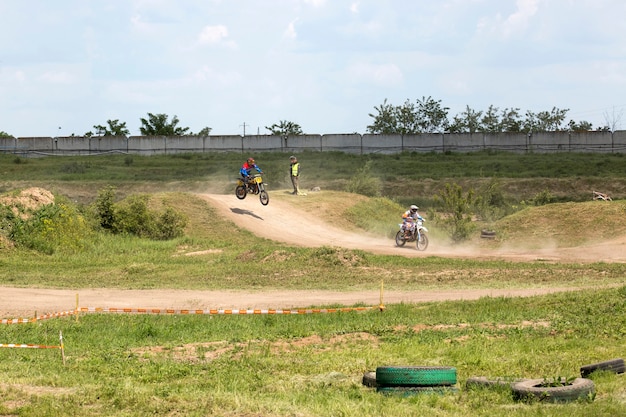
[1,151,625,416]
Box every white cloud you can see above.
[346,62,403,86]
[284,20,298,40]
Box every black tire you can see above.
[376,386,458,396]
[235,185,246,200]
[395,231,406,247]
[376,366,457,387]
[512,378,595,403]
[580,358,625,377]
[416,233,429,251]
[480,230,496,239]
[259,190,269,205]
[362,371,377,388]
[466,376,529,389]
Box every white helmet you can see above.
[410,205,418,211]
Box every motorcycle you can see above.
[235,174,269,206]
[395,219,429,251]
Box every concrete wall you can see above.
[4,131,626,156]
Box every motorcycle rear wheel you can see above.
[235,185,246,200]
[395,231,406,247]
[416,233,429,251]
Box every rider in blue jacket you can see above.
[240,158,263,183]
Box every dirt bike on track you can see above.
[395,219,429,251]
[235,174,269,205]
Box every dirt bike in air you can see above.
[395,218,429,251]
[235,174,269,206]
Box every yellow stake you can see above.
[379,280,385,311]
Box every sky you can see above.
[1,0,626,137]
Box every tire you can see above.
[580,358,625,377]
[512,378,595,403]
[416,233,429,251]
[376,366,457,387]
[480,230,496,239]
[395,231,406,247]
[376,386,458,396]
[235,185,246,200]
[362,371,377,388]
[259,190,269,206]
[466,376,529,389]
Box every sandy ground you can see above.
[2,192,625,318]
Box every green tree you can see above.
[265,120,303,136]
[92,119,130,136]
[416,96,450,133]
[500,108,523,132]
[196,127,212,136]
[367,99,398,134]
[449,105,483,133]
[433,183,476,242]
[140,113,190,136]
[394,99,420,134]
[568,120,593,132]
[0,131,13,138]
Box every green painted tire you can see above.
[377,386,459,396]
[376,366,457,387]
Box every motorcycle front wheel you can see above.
[395,231,406,247]
[416,233,429,251]
[235,185,246,200]
[259,190,269,205]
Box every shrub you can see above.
[345,160,382,197]
[433,183,476,242]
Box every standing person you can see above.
[240,157,262,185]
[289,155,301,195]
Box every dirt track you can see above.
[2,192,625,318]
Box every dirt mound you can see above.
[0,187,55,218]
[198,191,626,263]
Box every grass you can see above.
[1,288,625,416]
[1,151,626,415]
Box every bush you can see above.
[98,190,188,240]
[433,183,476,242]
[345,160,382,197]
[7,198,93,254]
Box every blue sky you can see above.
[1,0,625,137]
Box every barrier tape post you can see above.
[59,331,66,366]
[75,293,79,323]
[379,280,385,311]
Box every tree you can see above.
[500,108,523,132]
[603,106,623,132]
[196,127,212,136]
[0,131,13,138]
[449,106,483,133]
[394,99,420,134]
[568,120,593,132]
[524,107,569,132]
[139,113,190,136]
[92,119,130,136]
[265,120,303,136]
[416,96,449,133]
[367,99,398,134]
[480,105,501,133]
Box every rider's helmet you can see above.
[247,157,255,165]
[410,204,419,212]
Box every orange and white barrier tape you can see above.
[0,343,60,349]
[0,331,66,365]
[1,310,77,325]
[79,306,379,315]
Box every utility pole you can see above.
[240,122,248,136]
